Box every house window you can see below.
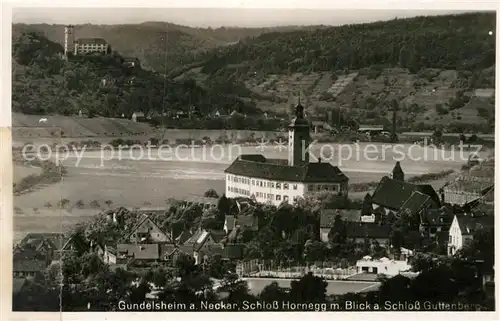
[293,184,298,190]
[276,195,281,201]
[276,183,281,189]
[271,182,275,188]
[284,196,289,202]
[308,184,314,191]
[293,196,297,202]
[449,235,452,243]
[267,182,271,188]
[332,185,337,191]
[283,183,289,190]
[252,180,255,185]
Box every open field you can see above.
[13,164,42,183]
[243,277,380,295]
[13,142,474,241]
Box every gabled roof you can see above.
[160,244,178,258]
[419,208,454,227]
[225,215,236,230]
[398,191,431,217]
[234,215,258,230]
[193,230,226,251]
[182,196,218,206]
[117,244,160,260]
[225,155,348,183]
[345,222,391,239]
[456,214,494,236]
[13,260,47,272]
[13,278,27,294]
[175,230,193,245]
[125,214,170,242]
[359,125,384,130]
[75,38,107,45]
[372,176,440,211]
[20,233,66,251]
[185,229,204,244]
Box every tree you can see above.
[204,189,219,198]
[259,281,290,303]
[361,193,372,216]
[328,215,347,245]
[303,240,327,263]
[290,272,327,303]
[217,194,231,216]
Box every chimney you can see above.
[318,158,322,163]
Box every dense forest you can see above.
[198,12,496,77]
[11,31,260,116]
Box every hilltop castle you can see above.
[64,25,110,58]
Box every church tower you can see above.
[390,161,404,181]
[288,96,311,167]
[64,25,75,59]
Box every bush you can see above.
[90,200,100,208]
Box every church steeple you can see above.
[391,161,404,181]
[288,95,310,167]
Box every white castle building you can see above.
[64,25,109,58]
[224,100,349,206]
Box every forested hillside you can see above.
[12,22,318,72]
[197,12,495,76]
[12,31,260,117]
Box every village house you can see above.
[311,121,333,134]
[355,256,412,276]
[125,213,172,244]
[131,111,145,123]
[370,164,440,216]
[442,179,494,207]
[357,125,385,135]
[319,209,361,242]
[101,245,117,265]
[345,222,392,247]
[16,232,90,264]
[174,230,194,245]
[195,244,245,265]
[447,213,494,256]
[178,196,219,211]
[122,57,141,68]
[13,260,47,279]
[116,244,161,264]
[418,207,454,239]
[224,215,259,235]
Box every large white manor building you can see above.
[224,101,349,206]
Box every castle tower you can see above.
[64,25,75,58]
[390,161,404,181]
[288,96,311,167]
